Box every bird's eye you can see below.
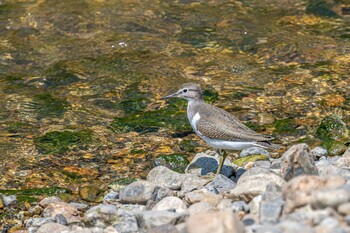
[183,89,188,93]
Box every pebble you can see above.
[184,189,222,206]
[136,210,187,231]
[43,202,80,223]
[180,174,210,194]
[147,166,185,190]
[2,195,17,206]
[39,196,63,208]
[188,202,214,215]
[152,196,187,213]
[240,147,270,158]
[119,180,157,204]
[185,209,244,233]
[204,174,236,194]
[225,167,285,202]
[83,204,118,228]
[310,146,328,160]
[102,190,119,202]
[280,143,318,181]
[36,223,69,233]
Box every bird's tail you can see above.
[256,141,281,150]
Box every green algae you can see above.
[153,154,190,173]
[43,62,81,88]
[316,114,349,155]
[110,99,190,133]
[273,119,298,135]
[33,93,69,118]
[35,130,94,154]
[0,187,71,203]
[179,140,200,152]
[233,154,269,167]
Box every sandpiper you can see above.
[161,83,277,174]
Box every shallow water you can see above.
[0,0,350,191]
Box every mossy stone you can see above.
[79,185,104,203]
[153,154,190,173]
[35,130,94,154]
[233,154,269,167]
[316,114,349,156]
[108,178,138,192]
[33,93,69,118]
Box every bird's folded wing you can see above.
[196,104,274,142]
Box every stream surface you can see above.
[0,0,350,194]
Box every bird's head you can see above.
[161,83,203,101]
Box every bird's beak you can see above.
[160,91,179,100]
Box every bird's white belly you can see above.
[201,136,260,150]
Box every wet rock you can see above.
[119,180,156,204]
[84,204,118,228]
[188,202,214,215]
[136,210,187,230]
[311,188,350,209]
[79,185,104,203]
[225,167,285,202]
[240,147,270,158]
[280,143,318,181]
[310,146,328,160]
[2,195,17,206]
[152,196,187,213]
[282,175,346,213]
[180,174,210,194]
[185,209,244,233]
[36,223,68,233]
[184,189,222,206]
[102,190,119,202]
[39,196,63,208]
[153,154,190,173]
[43,202,80,224]
[186,151,235,177]
[148,224,179,233]
[204,174,236,194]
[147,166,185,190]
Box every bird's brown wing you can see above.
[195,103,274,142]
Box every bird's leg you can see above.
[216,149,227,175]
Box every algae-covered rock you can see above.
[110,99,190,133]
[153,154,190,173]
[273,119,299,136]
[316,114,349,156]
[35,130,94,154]
[233,154,269,167]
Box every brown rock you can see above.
[43,202,80,223]
[281,143,318,181]
[282,175,346,213]
[186,209,244,233]
[39,196,63,208]
[184,189,222,206]
[78,185,104,203]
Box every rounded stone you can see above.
[240,147,270,158]
[119,180,157,204]
[152,196,187,213]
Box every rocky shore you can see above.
[3,143,350,233]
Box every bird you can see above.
[161,83,278,175]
